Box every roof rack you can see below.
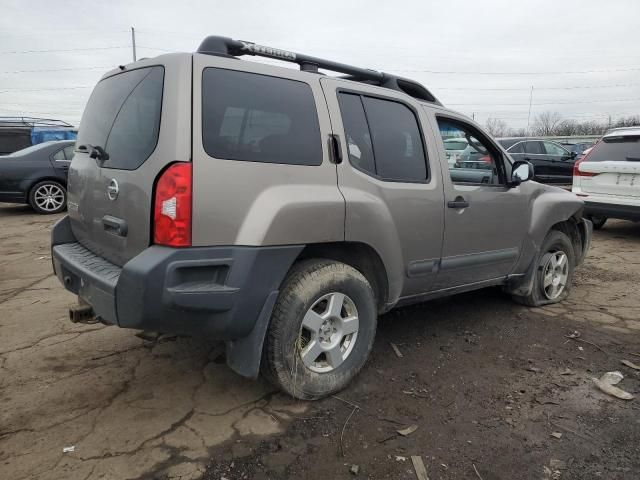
[196,36,441,105]
[0,116,74,128]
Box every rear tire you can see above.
[261,259,377,400]
[589,216,607,230]
[29,180,67,214]
[512,230,575,307]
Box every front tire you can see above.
[512,230,575,307]
[29,180,67,214]
[262,259,377,400]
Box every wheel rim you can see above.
[34,184,65,212]
[298,292,359,373]
[541,251,569,300]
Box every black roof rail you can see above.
[0,116,74,128]
[196,36,441,105]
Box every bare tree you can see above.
[532,111,563,136]
[484,118,509,137]
[612,115,640,128]
[507,127,527,137]
[554,119,579,136]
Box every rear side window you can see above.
[543,141,568,156]
[52,148,66,161]
[77,66,164,170]
[523,141,544,155]
[338,92,428,182]
[202,68,322,166]
[587,136,640,162]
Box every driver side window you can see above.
[437,119,504,186]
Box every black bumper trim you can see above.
[51,215,303,341]
[585,201,640,222]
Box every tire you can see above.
[589,216,607,230]
[261,259,377,400]
[512,230,575,307]
[29,180,67,214]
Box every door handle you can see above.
[102,215,128,237]
[447,196,469,209]
[328,134,342,164]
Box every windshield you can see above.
[76,66,164,170]
[587,136,640,162]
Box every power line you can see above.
[388,67,640,75]
[0,66,113,75]
[448,97,640,106]
[0,46,130,55]
[434,83,640,91]
[0,86,91,94]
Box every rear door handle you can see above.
[102,215,128,237]
[447,196,469,209]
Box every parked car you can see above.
[51,36,592,400]
[0,117,76,155]
[443,137,468,167]
[560,141,595,161]
[0,140,74,214]
[497,137,576,184]
[572,127,640,229]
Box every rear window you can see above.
[587,136,640,162]
[202,68,322,166]
[76,66,164,170]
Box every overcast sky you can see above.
[1,0,638,129]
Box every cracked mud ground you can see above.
[1,204,638,480]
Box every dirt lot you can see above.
[0,204,638,480]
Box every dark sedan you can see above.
[0,140,74,214]
[497,137,576,184]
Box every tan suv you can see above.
[51,36,592,399]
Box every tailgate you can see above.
[67,55,192,266]
[579,135,640,199]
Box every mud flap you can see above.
[225,290,279,378]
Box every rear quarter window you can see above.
[76,66,164,170]
[201,68,322,166]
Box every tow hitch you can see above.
[69,303,98,324]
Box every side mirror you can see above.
[570,151,577,159]
[510,160,534,186]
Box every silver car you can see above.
[51,36,592,399]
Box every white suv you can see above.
[572,127,640,229]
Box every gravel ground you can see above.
[0,204,638,480]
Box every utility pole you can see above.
[526,86,534,135]
[131,26,137,62]
[608,114,612,129]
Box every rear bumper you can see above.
[584,201,640,222]
[51,216,302,375]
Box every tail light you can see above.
[573,143,598,177]
[153,162,192,247]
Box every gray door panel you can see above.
[427,110,530,289]
[191,55,344,247]
[321,78,445,303]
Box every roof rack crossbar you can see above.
[196,36,441,104]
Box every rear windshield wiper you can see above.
[77,144,110,163]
